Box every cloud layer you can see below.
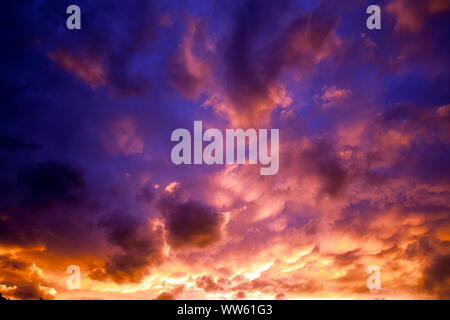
[0,0,449,299]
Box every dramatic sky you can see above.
[1,0,449,300]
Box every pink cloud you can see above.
[49,48,106,88]
[387,0,450,33]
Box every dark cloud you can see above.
[136,185,155,203]
[301,140,348,197]
[404,237,440,259]
[421,254,450,299]
[158,194,224,249]
[90,214,164,284]
[17,160,85,209]
[0,136,40,152]
[402,237,450,298]
[332,249,362,267]
[0,160,98,252]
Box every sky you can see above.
[0,0,449,300]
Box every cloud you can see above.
[107,117,144,156]
[0,136,40,152]
[0,160,95,251]
[90,214,164,284]
[49,0,159,96]
[387,0,450,33]
[332,249,362,267]
[169,1,339,126]
[196,275,226,292]
[153,284,184,299]
[169,17,211,100]
[215,1,338,125]
[233,291,246,299]
[300,139,349,197]
[316,86,351,109]
[17,160,85,209]
[49,49,106,88]
[136,185,155,203]
[154,291,175,300]
[421,254,450,299]
[158,190,225,249]
[0,0,449,300]
[404,237,440,260]
[0,254,55,300]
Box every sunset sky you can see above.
[0,0,449,300]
